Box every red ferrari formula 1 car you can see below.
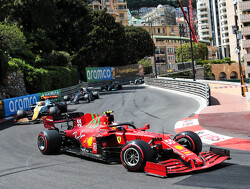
[38,111,230,177]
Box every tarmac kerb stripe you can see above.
[175,115,250,151]
[214,84,250,89]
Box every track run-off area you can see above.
[0,85,250,189]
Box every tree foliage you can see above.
[77,9,127,67]
[176,42,208,62]
[10,0,91,54]
[138,58,152,67]
[0,22,26,83]
[0,22,26,53]
[50,0,91,54]
[0,0,157,89]
[125,26,154,64]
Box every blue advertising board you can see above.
[86,67,114,82]
[3,94,39,117]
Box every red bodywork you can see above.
[43,113,230,177]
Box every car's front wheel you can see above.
[37,130,61,155]
[174,131,202,155]
[120,140,154,172]
[17,110,26,119]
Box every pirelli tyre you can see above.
[118,84,122,90]
[63,95,70,101]
[174,131,202,155]
[121,140,154,172]
[84,94,91,103]
[49,107,57,116]
[37,130,61,155]
[57,102,67,113]
[17,110,26,119]
[92,91,99,99]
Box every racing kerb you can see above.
[144,77,211,105]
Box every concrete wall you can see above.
[0,72,26,100]
[212,63,244,80]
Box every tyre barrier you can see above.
[145,77,211,106]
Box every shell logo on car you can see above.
[87,137,94,147]
[174,145,184,150]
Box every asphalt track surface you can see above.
[0,85,250,189]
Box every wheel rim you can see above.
[124,147,140,166]
[38,136,46,151]
[176,138,192,150]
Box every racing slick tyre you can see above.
[174,131,202,155]
[92,91,99,99]
[17,110,26,119]
[63,95,70,101]
[121,140,154,172]
[49,107,57,116]
[118,84,122,90]
[84,94,91,103]
[37,130,61,155]
[58,102,67,113]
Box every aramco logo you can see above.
[86,67,113,82]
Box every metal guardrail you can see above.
[145,77,211,105]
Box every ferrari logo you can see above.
[117,136,122,144]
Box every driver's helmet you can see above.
[80,87,86,94]
[39,101,45,106]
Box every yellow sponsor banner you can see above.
[115,65,139,78]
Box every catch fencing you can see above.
[144,77,211,105]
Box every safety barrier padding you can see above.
[145,77,211,105]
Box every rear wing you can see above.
[43,112,84,129]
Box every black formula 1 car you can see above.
[38,111,230,177]
[64,87,99,104]
[101,81,122,91]
[130,76,144,85]
[16,95,67,124]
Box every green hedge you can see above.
[196,57,235,65]
[8,58,78,93]
[161,70,193,78]
[34,51,71,67]
[44,66,78,90]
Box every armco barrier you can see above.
[145,77,211,105]
[0,77,137,118]
[3,94,40,117]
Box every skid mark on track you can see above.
[128,111,136,118]
[122,94,125,106]
[0,161,82,178]
[133,99,160,119]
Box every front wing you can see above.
[145,147,230,177]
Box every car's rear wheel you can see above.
[121,140,154,172]
[63,95,70,101]
[49,107,57,115]
[57,102,67,113]
[17,110,26,119]
[92,91,99,99]
[37,130,61,155]
[174,131,202,155]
